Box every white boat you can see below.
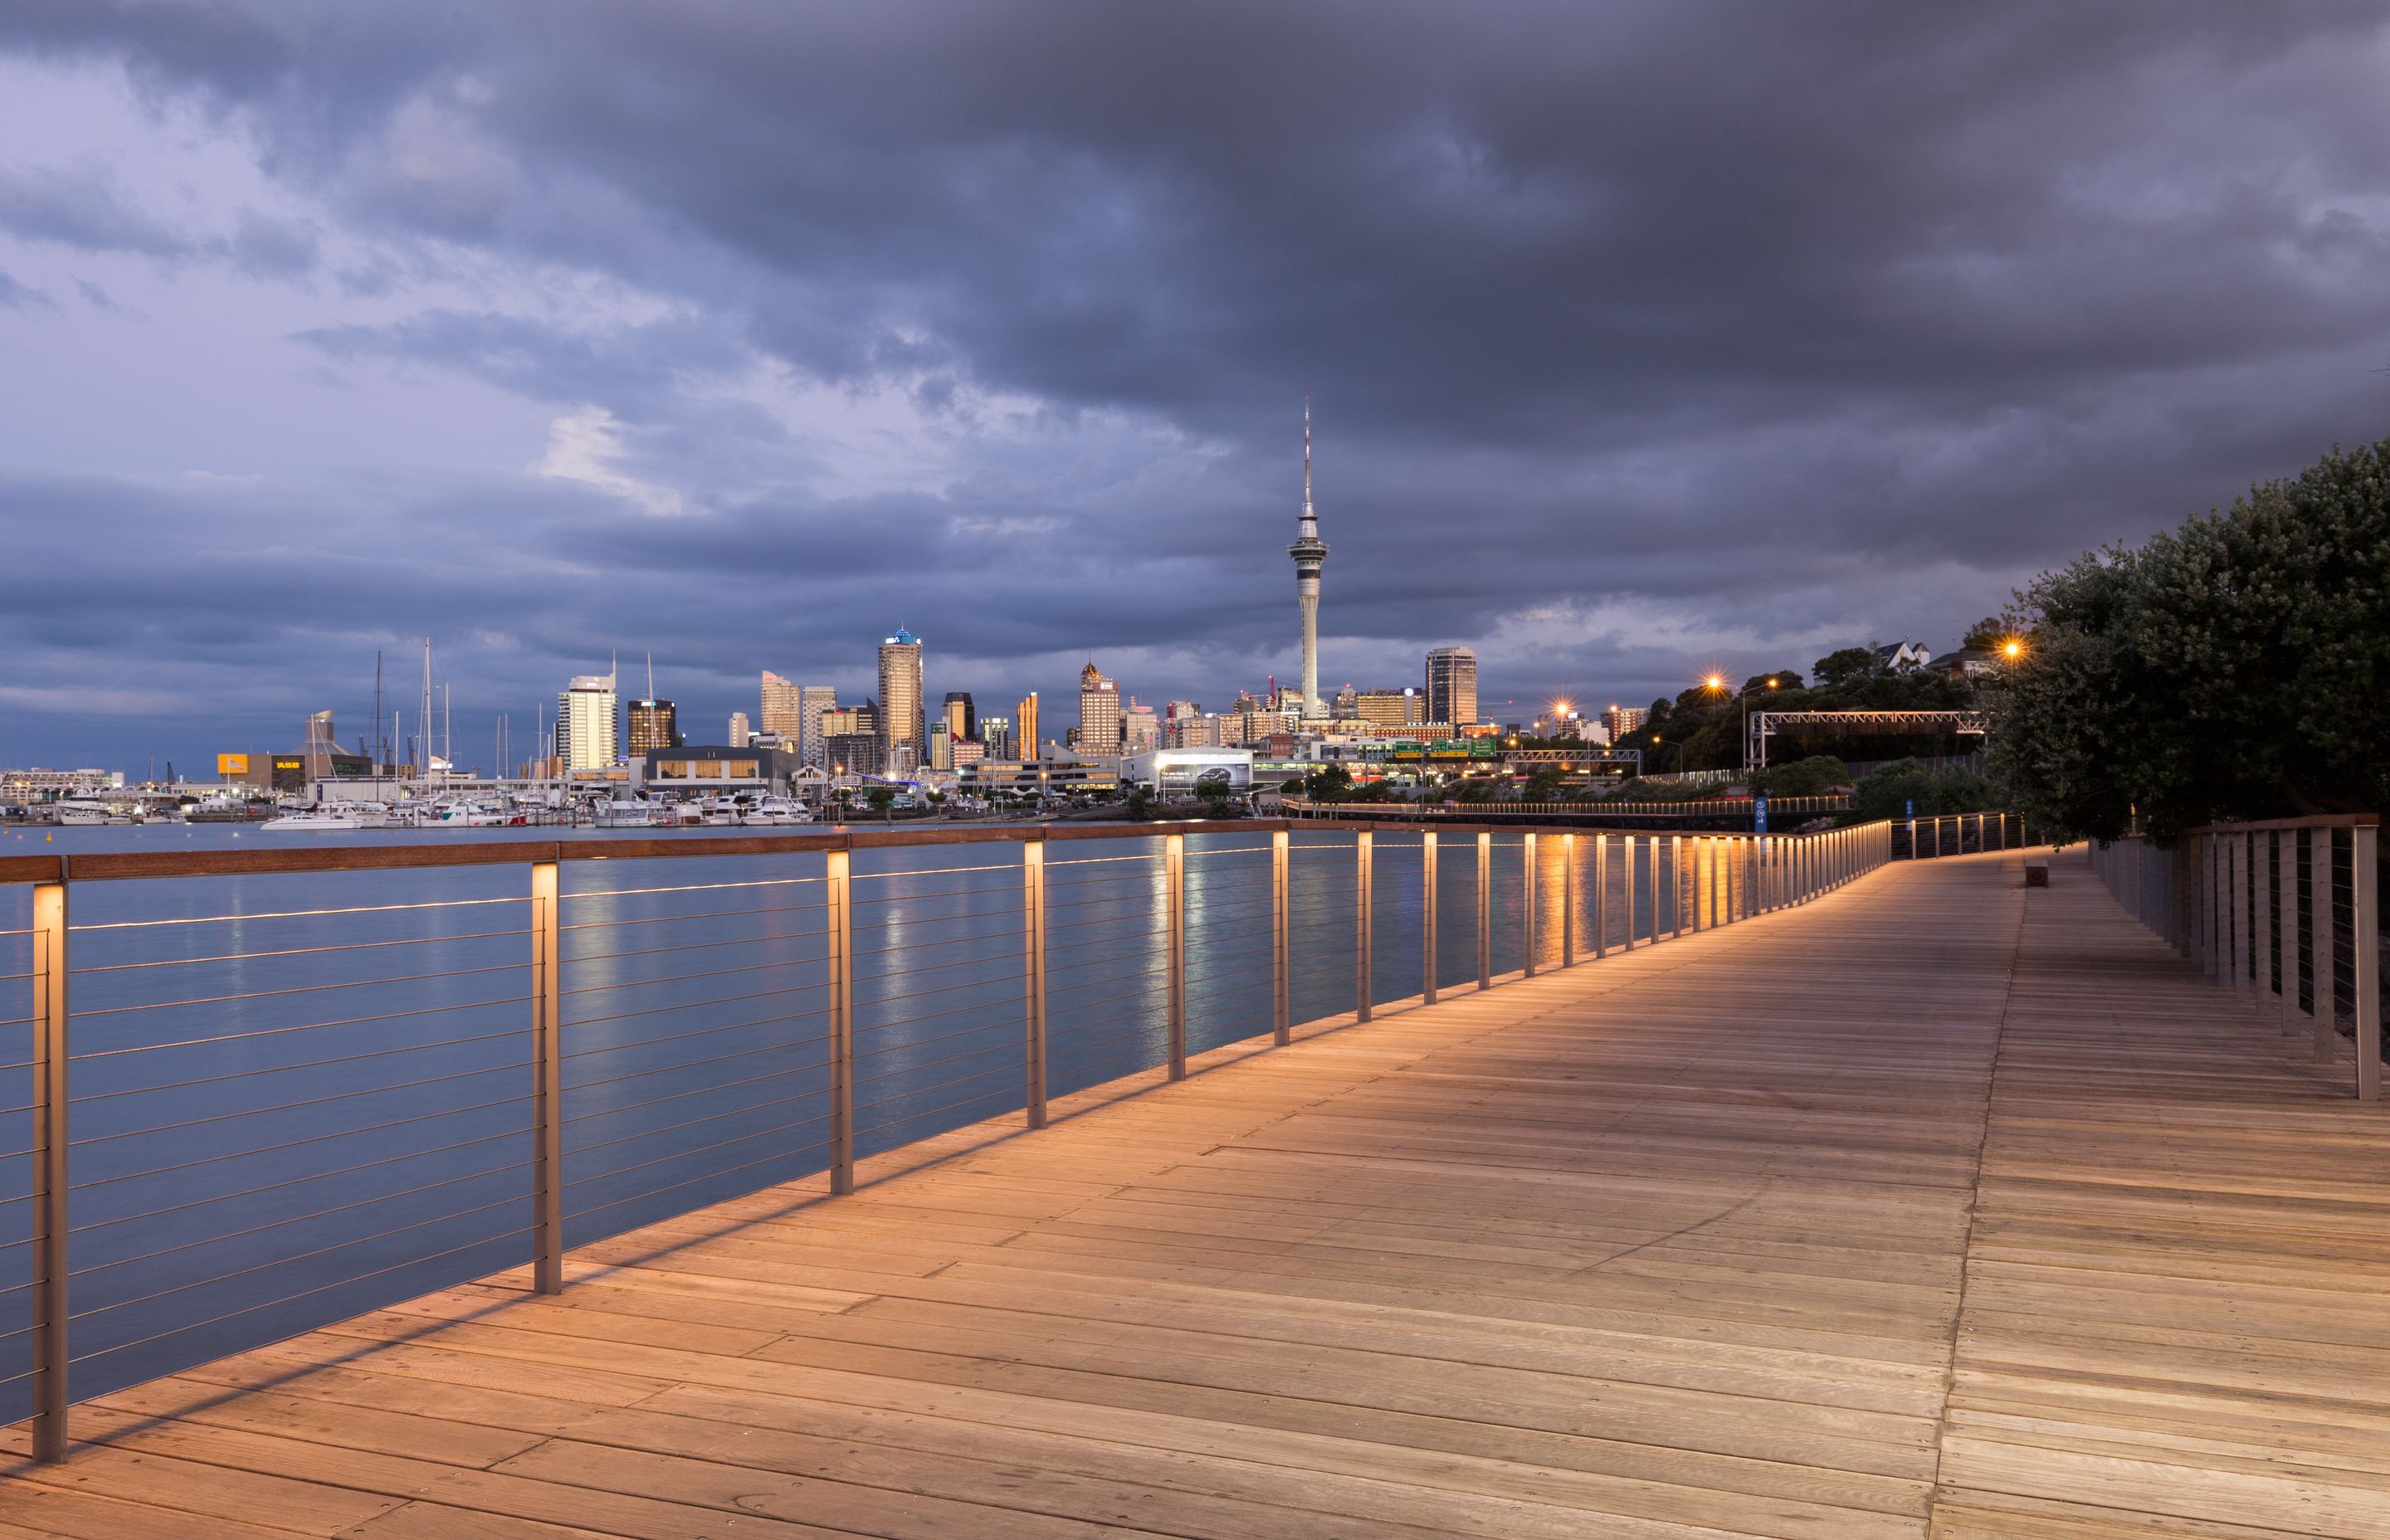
[699,797,744,826]
[741,797,813,826]
[261,809,362,832]
[593,798,671,829]
[51,802,110,826]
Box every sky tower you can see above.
[1287,400,1329,719]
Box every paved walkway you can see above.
[4,849,2385,1538]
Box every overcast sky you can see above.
[5,2,2389,772]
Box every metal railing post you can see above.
[1272,829,1291,1044]
[31,880,69,1463]
[1421,830,1439,1006]
[1690,839,1706,933]
[2229,834,2249,1005]
[1593,834,1608,958]
[826,848,855,1195]
[2253,831,2273,1022]
[2310,830,2334,1065]
[1521,831,1538,977]
[1671,835,1685,937]
[1561,832,1576,967]
[2278,831,2299,1037]
[1649,833,1662,938]
[1354,830,1374,1021]
[1024,838,1048,1126]
[530,860,563,1295]
[2353,824,2380,1103]
[1166,831,1188,1077]
[1475,831,1492,988]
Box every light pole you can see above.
[1706,675,1781,773]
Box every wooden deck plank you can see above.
[4,848,2384,1537]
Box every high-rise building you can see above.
[626,697,678,755]
[942,691,975,743]
[879,629,924,768]
[1016,692,1040,758]
[950,738,985,768]
[1287,402,1330,719]
[557,670,620,772]
[979,715,1012,760]
[1426,646,1478,732]
[1122,701,1159,753]
[1078,662,1121,756]
[1331,684,1358,719]
[796,685,836,767]
[929,719,953,771]
[759,672,802,736]
[1354,688,1423,729]
[826,732,880,777]
[1602,704,1647,742]
[727,711,751,748]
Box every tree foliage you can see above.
[1991,437,2390,841]
[1749,754,1850,797]
[1848,757,1992,822]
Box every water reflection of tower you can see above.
[1287,401,1329,720]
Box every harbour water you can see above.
[0,821,1682,1415]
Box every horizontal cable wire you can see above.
[1046,850,1166,868]
[71,1187,534,1324]
[563,1141,828,1224]
[852,1033,1017,1094]
[67,957,531,1032]
[558,898,827,935]
[68,1057,534,1153]
[565,1060,828,1131]
[66,1086,534,1194]
[852,860,1024,884]
[559,1009,833,1066]
[852,988,1024,1043]
[853,1011,1022,1066]
[71,1153,536,1279]
[563,1031,832,1097]
[69,1121,536,1240]
[72,894,526,933]
[68,1221,534,1369]
[559,949,831,1001]
[566,874,825,901]
[851,1054,1017,1117]
[570,1111,831,1191]
[561,926,830,968]
[853,963,1027,1016]
[69,926,533,976]
[566,1089,830,1163]
[71,1017,533,1104]
[850,881,1020,908]
[559,976,830,1036]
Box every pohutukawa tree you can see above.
[1991,437,2390,843]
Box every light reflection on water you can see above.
[0,820,1688,1416]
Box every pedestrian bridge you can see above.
[2,832,2385,1538]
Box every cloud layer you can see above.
[2,2,2388,769]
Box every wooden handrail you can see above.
[2187,813,2378,835]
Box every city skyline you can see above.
[8,7,2390,770]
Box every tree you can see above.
[1848,758,1992,822]
[1302,763,1355,801]
[1750,754,1850,797]
[1812,647,1876,690]
[1992,437,2390,841]
[1960,616,2006,651]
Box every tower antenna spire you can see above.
[1302,396,1312,512]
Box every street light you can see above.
[1705,674,1782,772]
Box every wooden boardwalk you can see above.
[5,850,2385,1538]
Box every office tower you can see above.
[929,719,953,771]
[1426,646,1478,732]
[557,669,620,772]
[1602,704,1647,742]
[759,671,802,736]
[979,715,1012,759]
[795,685,836,767]
[626,698,678,755]
[1331,684,1358,719]
[879,629,924,768]
[1163,700,1202,748]
[1121,702,1159,753]
[1078,662,1121,756]
[826,732,880,777]
[950,738,985,768]
[942,691,976,743]
[1354,688,1423,729]
[727,711,751,748]
[1287,401,1330,718]
[1017,692,1040,758]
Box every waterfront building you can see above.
[558,670,620,772]
[1426,646,1478,731]
[1078,663,1122,756]
[627,697,678,755]
[1016,692,1040,759]
[879,628,925,769]
[1287,401,1330,718]
[727,710,751,748]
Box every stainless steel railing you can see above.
[0,816,1893,1460]
[2088,816,2382,1100]
[1896,811,2034,859]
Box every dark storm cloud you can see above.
[4,0,2390,766]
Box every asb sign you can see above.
[216,753,249,777]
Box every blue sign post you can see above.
[1753,797,1768,834]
